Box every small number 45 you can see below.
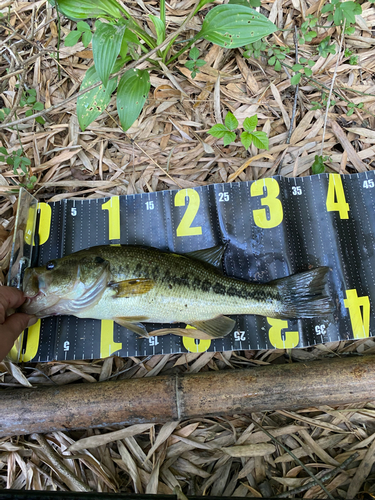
[363,179,374,189]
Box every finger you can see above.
[0,313,35,362]
[0,287,26,323]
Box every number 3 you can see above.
[251,178,283,229]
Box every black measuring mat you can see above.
[17,172,375,362]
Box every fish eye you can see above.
[94,256,105,265]
[46,260,56,270]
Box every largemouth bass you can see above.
[22,245,332,339]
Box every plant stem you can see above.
[165,37,197,65]
[160,0,166,27]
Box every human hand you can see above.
[0,287,37,362]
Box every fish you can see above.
[21,244,332,339]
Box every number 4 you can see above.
[326,174,349,219]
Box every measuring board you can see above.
[8,172,375,362]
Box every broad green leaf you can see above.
[292,63,303,71]
[223,131,236,146]
[33,102,44,111]
[25,110,33,117]
[77,65,117,131]
[225,111,238,131]
[124,28,139,44]
[36,116,46,125]
[117,69,150,131]
[77,21,91,32]
[64,30,81,46]
[243,115,257,132]
[92,21,126,87]
[291,72,302,85]
[149,14,165,45]
[199,4,277,49]
[322,3,334,12]
[336,1,361,25]
[304,67,313,77]
[0,147,7,154]
[250,130,269,149]
[14,157,21,168]
[185,61,196,70]
[189,47,200,60]
[82,31,92,47]
[240,131,252,150]
[56,0,124,19]
[208,123,229,138]
[195,59,206,67]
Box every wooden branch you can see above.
[1,355,374,438]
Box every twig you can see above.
[286,25,299,145]
[320,21,346,157]
[248,417,335,500]
[274,451,359,498]
[0,1,200,131]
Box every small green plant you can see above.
[243,39,267,59]
[321,0,361,34]
[291,57,315,85]
[64,20,92,47]
[1,87,45,125]
[0,146,37,189]
[267,44,290,72]
[311,91,336,110]
[311,155,329,174]
[300,14,318,43]
[54,0,277,132]
[347,101,364,116]
[344,49,358,65]
[208,112,269,150]
[184,47,206,79]
[318,37,336,58]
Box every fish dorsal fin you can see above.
[109,278,154,298]
[190,315,235,338]
[114,317,149,337]
[185,244,226,269]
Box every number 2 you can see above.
[174,189,202,237]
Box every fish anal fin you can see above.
[151,328,212,340]
[114,317,149,337]
[109,278,154,298]
[190,315,235,338]
[185,244,227,269]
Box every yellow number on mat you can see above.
[175,189,202,237]
[100,320,123,358]
[25,203,51,246]
[344,289,370,339]
[9,320,41,362]
[267,318,299,349]
[102,197,120,240]
[251,178,283,229]
[326,174,349,219]
[182,325,211,353]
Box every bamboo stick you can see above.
[0,355,374,438]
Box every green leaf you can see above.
[337,1,362,25]
[304,30,317,41]
[222,131,236,146]
[189,47,200,60]
[304,67,313,77]
[292,63,303,71]
[199,4,277,49]
[6,157,14,166]
[224,111,238,131]
[250,130,269,149]
[77,65,117,131]
[35,116,46,125]
[299,57,307,63]
[64,30,82,46]
[92,21,126,87]
[77,21,91,32]
[14,156,21,168]
[243,115,258,132]
[25,109,33,117]
[0,146,7,154]
[195,59,206,67]
[322,3,334,12]
[185,61,196,70]
[149,14,165,45]
[26,95,36,104]
[0,156,4,162]
[208,123,229,138]
[117,69,150,131]
[22,157,31,165]
[33,102,44,111]
[274,60,281,71]
[82,30,92,48]
[291,72,302,85]
[268,56,276,66]
[240,131,253,149]
[311,154,325,174]
[56,0,124,19]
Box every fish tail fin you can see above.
[271,267,332,319]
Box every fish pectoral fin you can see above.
[114,317,149,337]
[109,278,154,298]
[190,315,235,338]
[151,328,212,340]
[185,243,227,270]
